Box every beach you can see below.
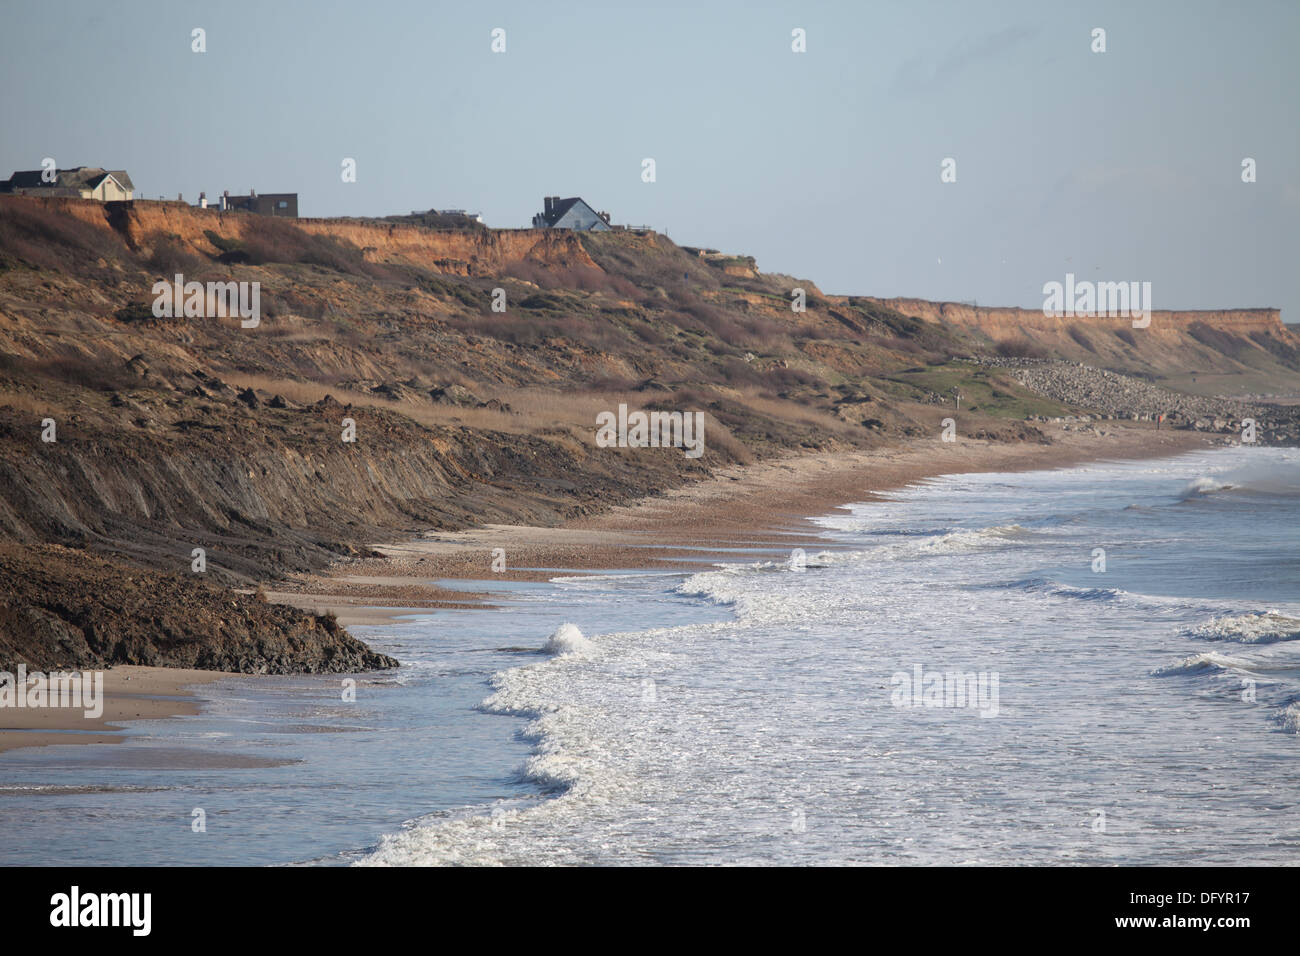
[2,423,1211,759]
[275,423,1212,621]
[5,423,1295,866]
[0,667,224,755]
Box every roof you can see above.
[2,166,133,192]
[545,197,586,224]
[540,196,612,229]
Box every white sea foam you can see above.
[542,623,596,656]
[1181,459,1300,498]
[1187,611,1300,644]
[358,446,1300,867]
[1182,476,1236,496]
[1276,700,1300,734]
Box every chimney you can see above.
[543,196,554,218]
[220,190,228,211]
[178,193,183,202]
[250,188,256,198]
[199,191,208,209]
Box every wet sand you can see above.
[0,666,226,755]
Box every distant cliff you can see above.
[871,297,1286,336]
[297,219,602,275]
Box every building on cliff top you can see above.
[532,196,612,231]
[0,166,134,200]
[204,189,298,217]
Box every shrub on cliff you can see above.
[236,218,382,278]
[995,338,1048,359]
[146,232,205,274]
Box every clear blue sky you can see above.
[2,0,1296,320]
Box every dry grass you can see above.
[736,389,864,436]
[0,388,69,419]
[218,372,750,454]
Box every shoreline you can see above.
[1,425,1213,756]
[0,666,227,755]
[276,424,1214,622]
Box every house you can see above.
[531,196,611,231]
[431,208,484,223]
[215,189,298,217]
[0,166,134,201]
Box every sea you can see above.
[2,445,1298,866]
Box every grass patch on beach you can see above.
[881,363,1075,419]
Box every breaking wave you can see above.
[1186,611,1300,645]
[542,623,596,656]
[1152,651,1248,677]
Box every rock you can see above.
[429,384,480,407]
[370,383,412,402]
[981,356,1296,444]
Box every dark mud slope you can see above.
[0,543,397,673]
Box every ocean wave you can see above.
[974,576,1221,616]
[1152,651,1249,677]
[676,524,1040,613]
[542,623,596,656]
[1181,476,1236,497]
[1180,460,1300,499]
[1275,700,1300,734]
[1001,577,1127,602]
[675,550,841,605]
[0,784,177,795]
[903,524,1034,554]
[1186,611,1300,645]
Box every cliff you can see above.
[1,195,1296,672]
[872,297,1286,335]
[24,197,603,277]
[857,296,1300,388]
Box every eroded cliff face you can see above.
[872,298,1286,335]
[34,197,602,277]
[857,296,1299,383]
[296,220,602,274]
[0,399,703,584]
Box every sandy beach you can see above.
[0,666,226,755]
[274,424,1213,623]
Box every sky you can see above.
[2,0,1297,321]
